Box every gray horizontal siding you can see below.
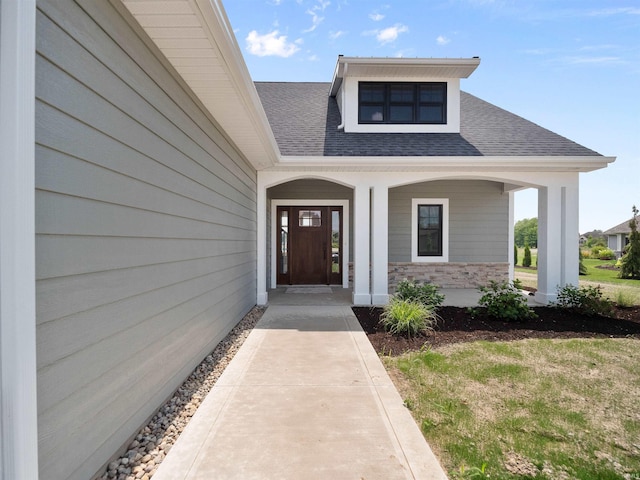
[35,2,256,479]
[389,180,509,262]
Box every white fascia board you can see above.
[192,0,281,167]
[273,155,616,172]
[122,0,280,170]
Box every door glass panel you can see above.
[299,210,322,227]
[280,210,288,274]
[331,210,340,274]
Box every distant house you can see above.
[0,1,615,479]
[604,218,633,258]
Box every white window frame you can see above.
[411,198,449,263]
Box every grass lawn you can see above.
[386,339,640,479]
[515,257,640,305]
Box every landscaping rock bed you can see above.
[95,306,266,480]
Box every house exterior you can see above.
[0,0,614,479]
[604,218,633,258]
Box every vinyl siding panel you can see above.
[389,180,509,262]
[35,2,256,479]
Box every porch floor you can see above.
[266,287,542,307]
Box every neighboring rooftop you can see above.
[604,218,635,235]
[255,82,603,158]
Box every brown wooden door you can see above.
[276,206,342,285]
[290,207,329,284]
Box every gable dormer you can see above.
[330,56,480,134]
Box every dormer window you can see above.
[358,82,447,124]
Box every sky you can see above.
[223,0,639,233]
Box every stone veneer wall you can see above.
[389,262,509,290]
[347,262,509,290]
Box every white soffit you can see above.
[120,0,279,170]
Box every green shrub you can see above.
[522,245,532,268]
[476,280,537,322]
[553,284,613,317]
[395,279,445,309]
[579,250,587,275]
[514,245,518,266]
[597,248,615,260]
[619,205,640,279]
[381,298,438,338]
[590,245,604,257]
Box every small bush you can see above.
[395,279,445,309]
[590,245,604,257]
[597,248,616,260]
[553,284,613,317]
[614,290,636,308]
[514,245,518,266]
[381,298,438,339]
[522,246,532,268]
[476,280,537,322]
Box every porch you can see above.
[266,286,542,307]
[257,173,580,307]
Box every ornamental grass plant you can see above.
[381,297,438,339]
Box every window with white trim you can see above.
[359,82,447,124]
[411,198,449,262]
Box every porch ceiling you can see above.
[119,0,279,170]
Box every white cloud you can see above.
[245,30,301,57]
[303,0,331,32]
[375,24,408,44]
[588,7,640,16]
[303,10,325,32]
[369,12,384,21]
[436,35,450,45]
[329,30,346,40]
[565,55,623,65]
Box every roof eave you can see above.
[269,155,616,172]
[330,56,481,96]
[120,0,280,170]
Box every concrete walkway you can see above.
[153,304,447,479]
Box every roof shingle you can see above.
[255,81,602,158]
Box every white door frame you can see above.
[270,199,350,289]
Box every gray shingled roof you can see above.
[604,218,634,235]
[254,82,602,157]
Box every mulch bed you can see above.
[353,305,640,355]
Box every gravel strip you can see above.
[96,306,266,480]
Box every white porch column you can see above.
[561,180,580,288]
[508,191,515,281]
[371,185,389,305]
[256,175,268,305]
[353,185,371,305]
[536,181,579,304]
[0,1,39,478]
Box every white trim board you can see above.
[0,1,39,478]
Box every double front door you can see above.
[277,206,342,285]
